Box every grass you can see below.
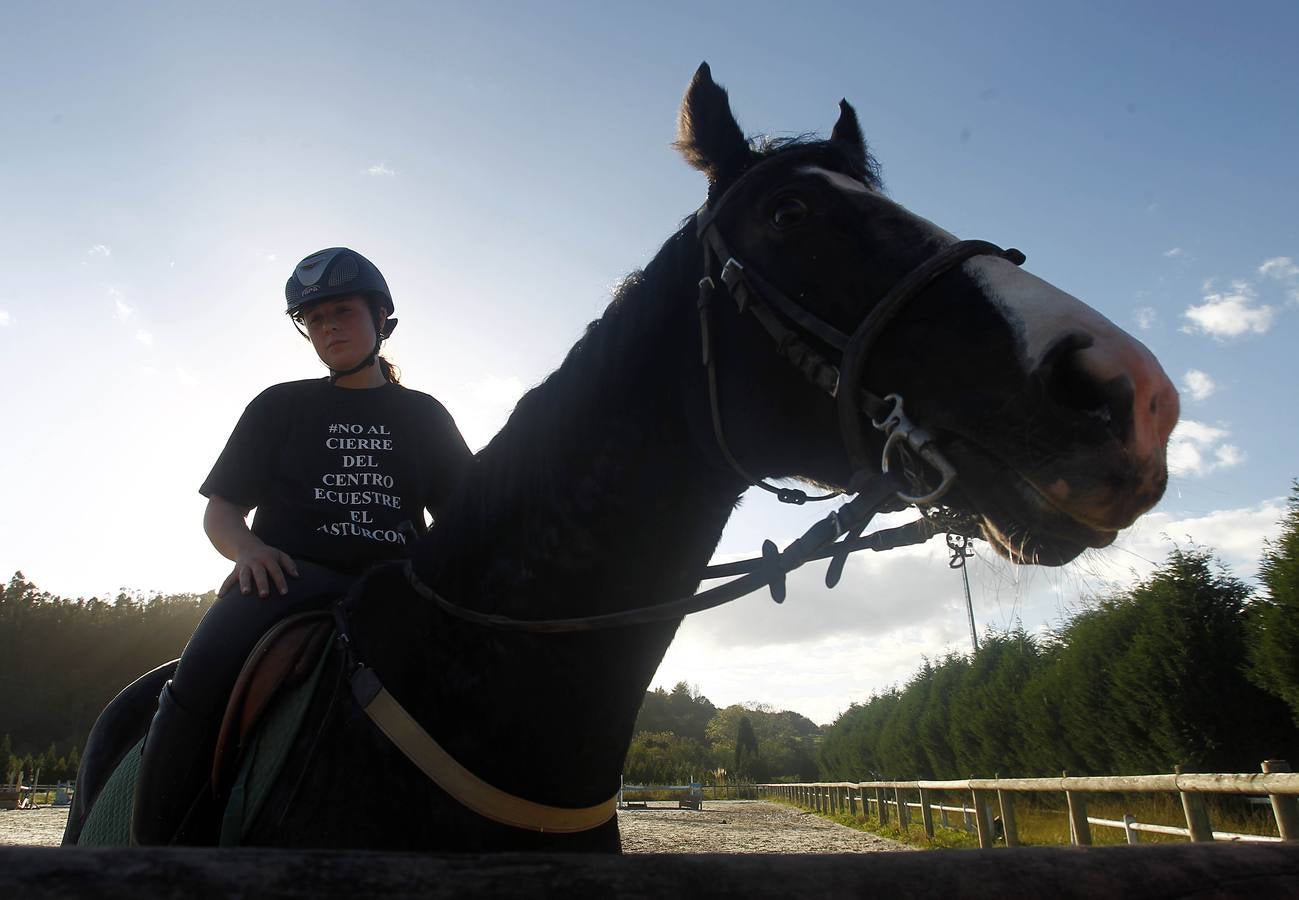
[772,792,1282,850]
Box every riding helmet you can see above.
[285,247,395,322]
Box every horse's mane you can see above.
[427,136,883,564]
[421,218,701,571]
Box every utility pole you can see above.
[947,533,978,653]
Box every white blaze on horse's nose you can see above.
[965,256,1180,459]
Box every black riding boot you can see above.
[131,681,216,846]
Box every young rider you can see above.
[132,247,472,844]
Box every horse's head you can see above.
[678,64,1178,566]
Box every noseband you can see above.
[694,153,1026,507]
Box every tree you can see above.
[817,545,1299,780]
[734,716,760,781]
[623,731,712,784]
[0,573,217,758]
[1249,483,1299,724]
[1101,550,1267,770]
[633,682,716,743]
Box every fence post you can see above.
[876,787,889,825]
[1263,760,1299,841]
[972,789,995,849]
[848,784,858,818]
[1123,813,1139,844]
[940,803,949,830]
[895,787,910,830]
[918,787,935,838]
[1064,771,1092,846]
[997,785,1019,847]
[1177,766,1213,843]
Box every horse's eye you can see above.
[772,198,809,229]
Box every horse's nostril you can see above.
[1040,335,1136,442]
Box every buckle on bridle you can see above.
[872,394,957,506]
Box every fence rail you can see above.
[618,779,704,809]
[757,758,1299,849]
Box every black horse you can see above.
[65,65,1177,851]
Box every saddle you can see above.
[211,610,334,796]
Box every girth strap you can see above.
[349,666,617,833]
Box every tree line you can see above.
[819,484,1299,781]
[1,573,215,783]
[625,682,823,784]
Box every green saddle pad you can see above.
[77,635,334,847]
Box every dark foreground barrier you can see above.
[5,844,1299,899]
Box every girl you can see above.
[133,247,472,844]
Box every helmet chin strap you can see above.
[327,336,383,383]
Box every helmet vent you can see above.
[328,254,360,288]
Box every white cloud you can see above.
[1181,369,1215,401]
[1182,281,1275,338]
[1214,443,1244,469]
[135,329,154,346]
[1259,256,1299,280]
[1166,419,1245,477]
[0,310,10,327]
[110,288,134,321]
[88,244,111,257]
[1163,247,1184,258]
[366,162,396,176]
[1134,306,1157,330]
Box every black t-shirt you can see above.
[200,379,471,573]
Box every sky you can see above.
[3,1,1298,725]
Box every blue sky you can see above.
[3,2,1297,723]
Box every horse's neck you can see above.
[396,242,747,802]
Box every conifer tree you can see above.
[1248,483,1299,724]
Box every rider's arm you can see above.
[204,495,299,598]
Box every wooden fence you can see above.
[759,759,1299,849]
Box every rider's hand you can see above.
[220,541,300,598]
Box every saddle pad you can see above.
[76,737,144,846]
[76,635,334,847]
[218,631,334,845]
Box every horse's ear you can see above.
[676,63,751,185]
[830,100,868,172]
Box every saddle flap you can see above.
[212,611,334,794]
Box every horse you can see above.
[64,64,1178,852]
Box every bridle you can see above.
[694,151,1026,506]
[403,153,1026,631]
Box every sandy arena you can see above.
[3,801,909,852]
